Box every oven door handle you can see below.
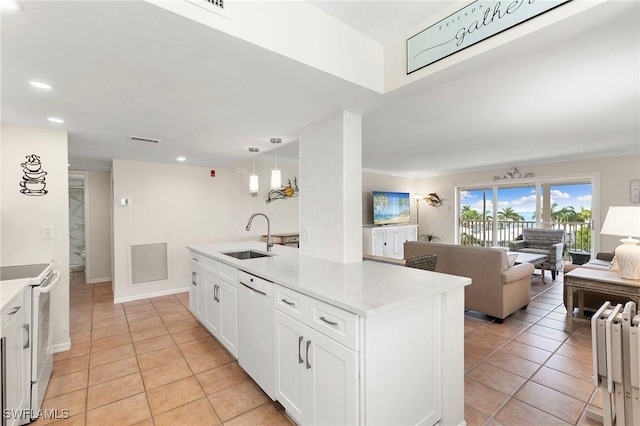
[36,270,61,294]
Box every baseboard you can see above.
[88,277,111,284]
[114,287,188,304]
[51,339,72,354]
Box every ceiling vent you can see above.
[129,136,161,144]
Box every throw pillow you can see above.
[507,254,518,267]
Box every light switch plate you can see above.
[42,225,54,240]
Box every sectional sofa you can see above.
[403,241,534,321]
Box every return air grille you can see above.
[204,0,223,8]
[130,242,168,285]
[129,136,161,144]
[186,0,228,17]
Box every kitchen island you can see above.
[187,241,470,426]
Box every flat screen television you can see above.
[373,191,411,225]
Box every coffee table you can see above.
[506,251,546,282]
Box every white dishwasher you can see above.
[237,270,275,400]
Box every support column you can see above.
[299,111,362,263]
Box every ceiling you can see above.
[2,1,638,177]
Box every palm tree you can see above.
[460,205,482,220]
[579,207,592,222]
[498,207,524,221]
[552,206,579,222]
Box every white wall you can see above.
[1,124,70,350]
[111,157,299,302]
[88,170,111,283]
[362,173,418,226]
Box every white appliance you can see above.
[590,300,640,425]
[0,263,59,423]
[237,270,275,399]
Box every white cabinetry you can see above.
[1,287,31,426]
[188,252,205,321]
[363,224,418,259]
[189,251,238,358]
[274,285,359,426]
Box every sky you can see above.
[460,183,592,219]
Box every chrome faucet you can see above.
[246,213,273,252]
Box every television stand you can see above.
[362,224,418,259]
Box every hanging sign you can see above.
[407,0,571,74]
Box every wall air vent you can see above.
[185,0,229,18]
[129,136,161,144]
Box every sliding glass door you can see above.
[458,180,593,252]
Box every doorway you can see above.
[69,172,90,283]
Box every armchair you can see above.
[509,228,565,280]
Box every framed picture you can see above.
[631,180,640,203]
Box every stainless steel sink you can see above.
[221,250,273,260]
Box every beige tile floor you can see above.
[36,271,601,425]
[32,272,294,426]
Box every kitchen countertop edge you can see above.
[187,242,470,317]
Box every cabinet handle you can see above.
[23,324,30,350]
[281,299,295,306]
[298,336,304,364]
[8,306,20,315]
[192,272,197,286]
[319,316,338,326]
[306,340,311,370]
[215,285,220,302]
[192,257,199,263]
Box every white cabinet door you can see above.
[218,280,238,358]
[188,268,198,315]
[306,327,358,426]
[204,273,220,336]
[189,266,205,321]
[4,306,29,426]
[383,228,396,257]
[274,310,307,425]
[372,228,385,257]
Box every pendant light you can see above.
[270,138,282,189]
[248,147,259,196]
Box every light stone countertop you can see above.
[1,278,30,312]
[187,241,471,317]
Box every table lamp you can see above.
[600,206,640,279]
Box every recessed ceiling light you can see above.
[0,0,20,11]
[48,117,64,124]
[30,81,53,90]
[176,156,186,162]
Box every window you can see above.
[458,179,594,253]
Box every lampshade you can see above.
[249,174,259,195]
[601,206,640,280]
[601,206,640,239]
[270,169,281,189]
[248,147,259,196]
[270,137,282,189]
